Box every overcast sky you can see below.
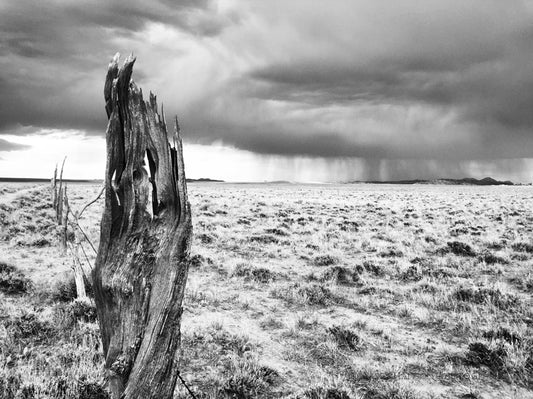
[1,0,533,182]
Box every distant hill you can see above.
[353,177,515,186]
[0,177,101,184]
[187,178,224,183]
[0,177,224,184]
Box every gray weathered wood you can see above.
[51,164,57,206]
[93,53,192,399]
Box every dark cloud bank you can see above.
[0,138,29,152]
[1,0,533,180]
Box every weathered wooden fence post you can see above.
[51,164,57,206]
[51,159,69,252]
[55,157,66,224]
[61,185,68,252]
[93,53,192,399]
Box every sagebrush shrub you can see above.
[287,386,353,399]
[0,261,31,295]
[54,300,98,330]
[5,312,55,344]
[328,325,363,351]
[313,255,339,267]
[320,266,360,285]
[233,263,277,283]
[446,241,476,256]
[220,358,278,398]
[452,287,520,310]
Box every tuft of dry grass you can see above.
[0,261,32,295]
[271,282,339,306]
[232,263,280,283]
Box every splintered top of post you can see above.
[102,53,190,228]
[109,52,136,71]
[109,52,120,69]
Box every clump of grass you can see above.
[362,260,384,277]
[511,252,530,261]
[313,255,339,267]
[379,248,404,258]
[4,312,56,345]
[465,342,507,372]
[465,328,533,385]
[0,373,22,399]
[320,266,361,286]
[297,284,338,306]
[287,386,354,399]
[512,242,533,253]
[259,316,284,330]
[358,286,378,295]
[189,254,213,268]
[339,220,359,232]
[272,283,337,306]
[233,263,278,283]
[486,240,507,251]
[219,357,279,398]
[15,236,53,247]
[54,300,98,329]
[0,261,31,295]
[515,273,533,292]
[364,381,420,399]
[70,300,97,323]
[412,281,440,294]
[250,234,279,245]
[451,286,521,310]
[446,241,476,257]
[396,305,414,319]
[400,265,423,282]
[77,379,110,399]
[198,233,215,244]
[51,275,78,302]
[189,324,253,356]
[9,375,109,399]
[328,326,363,351]
[295,315,320,330]
[349,364,404,383]
[478,251,509,265]
[265,227,289,236]
[482,327,522,345]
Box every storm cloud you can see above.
[0,0,237,131]
[0,138,29,152]
[1,0,533,179]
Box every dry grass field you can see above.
[1,182,533,398]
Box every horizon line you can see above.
[0,176,529,186]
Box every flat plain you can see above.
[1,182,532,398]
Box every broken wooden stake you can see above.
[93,53,192,399]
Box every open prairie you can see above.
[1,182,532,399]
